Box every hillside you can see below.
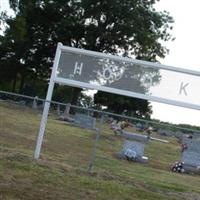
[0,101,200,200]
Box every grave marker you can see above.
[181,138,200,168]
[74,113,96,130]
[119,140,148,162]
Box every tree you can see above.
[0,0,174,115]
[94,92,152,118]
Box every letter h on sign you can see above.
[74,62,83,76]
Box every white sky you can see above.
[0,0,14,15]
[1,0,200,126]
[153,0,200,126]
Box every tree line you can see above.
[0,0,174,117]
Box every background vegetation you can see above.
[0,0,174,117]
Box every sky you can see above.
[153,0,200,126]
[0,0,200,126]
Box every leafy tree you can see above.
[94,91,152,118]
[0,0,173,115]
[78,92,95,108]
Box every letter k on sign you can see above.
[179,82,189,96]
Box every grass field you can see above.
[1,101,200,200]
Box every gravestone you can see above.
[135,122,147,131]
[74,113,96,130]
[181,138,200,171]
[119,140,148,162]
[64,103,71,117]
[158,129,174,137]
[32,96,38,109]
[121,131,149,143]
[18,100,26,106]
[173,131,183,139]
[58,103,74,122]
[158,129,184,139]
[57,104,61,116]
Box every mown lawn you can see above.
[0,101,200,200]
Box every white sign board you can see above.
[34,43,200,159]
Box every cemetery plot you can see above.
[171,136,200,174]
[2,100,200,200]
[108,118,173,164]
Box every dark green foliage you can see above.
[94,91,152,117]
[0,0,173,115]
[52,85,77,103]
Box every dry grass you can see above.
[1,101,200,200]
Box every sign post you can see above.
[34,43,62,159]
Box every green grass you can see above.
[1,101,200,200]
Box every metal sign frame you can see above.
[34,42,200,159]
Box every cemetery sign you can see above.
[34,43,200,159]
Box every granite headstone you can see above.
[74,113,96,129]
[181,138,200,168]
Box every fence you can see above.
[0,90,200,174]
